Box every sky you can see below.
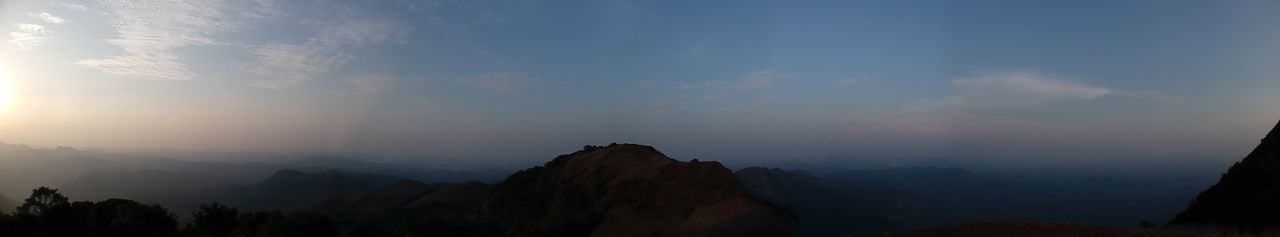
[0,0,1278,168]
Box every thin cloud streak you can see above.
[460,72,530,92]
[27,12,66,24]
[850,70,1115,138]
[57,3,90,12]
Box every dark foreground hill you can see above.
[472,144,797,236]
[1170,120,1280,232]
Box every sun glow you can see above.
[0,69,10,114]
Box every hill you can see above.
[472,144,797,236]
[1170,120,1280,232]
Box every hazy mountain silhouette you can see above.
[1169,120,1280,232]
[827,166,1206,228]
[0,142,128,198]
[471,144,797,236]
[218,169,408,211]
[0,194,14,214]
[312,179,491,224]
[734,167,912,235]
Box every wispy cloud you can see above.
[460,72,530,92]
[672,69,782,100]
[742,70,779,90]
[248,43,345,89]
[249,18,404,88]
[58,3,90,12]
[8,23,49,51]
[952,70,1110,110]
[835,77,871,87]
[75,0,249,80]
[848,70,1113,137]
[7,12,69,51]
[27,12,66,24]
[346,73,399,96]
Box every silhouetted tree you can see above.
[0,212,14,236]
[16,187,69,216]
[344,216,392,237]
[189,202,239,237]
[235,212,337,237]
[6,187,177,237]
[84,198,178,236]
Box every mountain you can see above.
[315,179,491,217]
[734,167,912,235]
[471,144,797,236]
[1170,120,1280,232]
[219,169,408,211]
[0,142,128,197]
[59,169,235,218]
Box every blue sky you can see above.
[0,0,1278,168]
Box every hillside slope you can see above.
[1170,120,1280,232]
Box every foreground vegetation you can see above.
[0,187,403,237]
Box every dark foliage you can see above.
[233,212,337,237]
[16,187,69,216]
[2,187,178,237]
[187,202,238,237]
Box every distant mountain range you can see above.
[734,167,911,235]
[0,139,1234,236]
[218,169,408,212]
[1170,120,1280,232]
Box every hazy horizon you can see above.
[2,0,1279,169]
